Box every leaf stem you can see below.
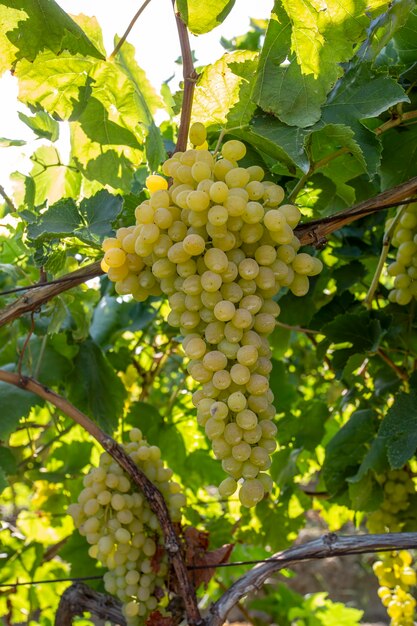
[0,184,17,212]
[288,147,350,203]
[108,0,153,60]
[172,0,199,153]
[375,110,417,135]
[376,347,409,382]
[276,320,319,335]
[0,369,203,626]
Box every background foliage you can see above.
[0,0,417,624]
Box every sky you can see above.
[0,0,272,197]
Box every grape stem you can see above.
[172,0,199,153]
[364,203,408,309]
[2,177,417,328]
[0,369,203,626]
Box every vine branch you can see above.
[295,175,417,246]
[55,582,125,626]
[207,531,417,626]
[0,369,202,626]
[0,261,103,329]
[108,0,153,60]
[173,1,199,153]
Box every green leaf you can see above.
[114,40,165,171]
[0,446,17,492]
[310,124,367,185]
[0,0,104,74]
[27,198,81,240]
[70,60,145,192]
[239,115,310,175]
[321,65,408,175]
[177,0,236,35]
[18,111,59,141]
[0,137,26,147]
[348,472,383,512]
[380,124,417,189]
[27,191,122,245]
[322,312,386,366]
[322,410,377,496]
[28,146,78,206]
[253,0,378,127]
[0,381,42,440]
[191,51,258,128]
[68,339,126,433]
[77,190,123,242]
[16,52,96,120]
[378,389,417,468]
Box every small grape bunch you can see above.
[68,429,186,626]
[367,469,417,626]
[100,122,323,506]
[387,202,417,305]
[374,551,416,626]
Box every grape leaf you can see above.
[322,311,387,361]
[322,410,378,496]
[253,0,380,127]
[28,146,79,207]
[114,39,165,171]
[237,115,310,175]
[177,0,236,35]
[379,124,417,189]
[191,51,258,128]
[77,190,123,241]
[68,339,126,432]
[0,0,104,75]
[0,446,17,492]
[0,381,42,440]
[16,51,96,120]
[27,190,122,245]
[0,137,26,147]
[18,111,59,141]
[321,65,408,176]
[70,61,145,192]
[378,389,417,468]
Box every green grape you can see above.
[221,139,247,162]
[189,122,207,147]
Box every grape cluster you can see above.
[101,123,323,506]
[68,429,186,626]
[374,552,416,626]
[367,469,417,626]
[387,202,417,305]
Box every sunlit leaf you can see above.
[177,0,236,35]
[191,51,258,128]
[0,0,104,75]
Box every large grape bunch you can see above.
[101,123,323,507]
[68,429,186,626]
[387,202,417,305]
[367,469,417,626]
